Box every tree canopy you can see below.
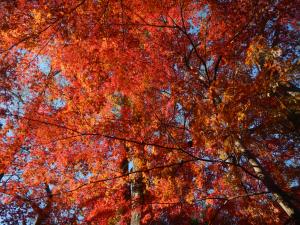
[0,0,299,224]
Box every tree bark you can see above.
[123,145,143,225]
[234,139,300,220]
[130,156,143,225]
[34,184,53,225]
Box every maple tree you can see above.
[0,0,299,224]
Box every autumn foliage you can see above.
[0,0,299,224]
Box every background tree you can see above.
[0,0,299,224]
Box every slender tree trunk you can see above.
[234,139,300,220]
[130,157,143,225]
[123,145,143,225]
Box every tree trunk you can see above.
[123,145,143,225]
[234,139,300,220]
[34,184,52,225]
[34,214,47,225]
[130,157,143,225]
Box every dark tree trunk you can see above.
[234,139,300,221]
